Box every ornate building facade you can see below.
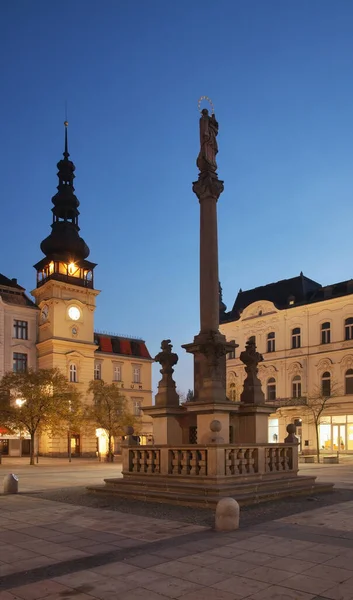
[0,124,153,457]
[220,273,353,455]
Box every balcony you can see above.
[265,397,307,408]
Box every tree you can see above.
[87,380,136,462]
[302,380,342,463]
[0,368,82,465]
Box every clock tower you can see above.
[32,123,99,455]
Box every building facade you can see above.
[0,275,38,456]
[220,273,353,455]
[0,124,153,457]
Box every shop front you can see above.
[319,415,353,453]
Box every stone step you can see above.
[88,475,333,508]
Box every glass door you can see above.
[333,425,346,452]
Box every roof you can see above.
[94,333,152,360]
[0,273,37,308]
[221,273,353,323]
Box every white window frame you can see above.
[69,363,77,383]
[132,365,141,384]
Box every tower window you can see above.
[345,318,353,341]
[321,322,331,345]
[13,353,27,373]
[267,332,275,353]
[227,340,236,360]
[13,320,28,340]
[267,378,276,401]
[291,327,301,349]
[69,364,77,383]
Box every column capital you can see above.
[193,173,224,202]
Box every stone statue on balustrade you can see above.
[240,338,266,405]
[197,108,219,174]
[154,339,180,407]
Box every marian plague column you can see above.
[183,100,236,442]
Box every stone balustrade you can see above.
[123,443,297,479]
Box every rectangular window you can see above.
[132,399,142,416]
[133,366,141,384]
[13,320,28,340]
[227,341,236,360]
[94,363,101,380]
[13,353,27,372]
[291,328,301,349]
[113,364,122,381]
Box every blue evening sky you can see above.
[1,0,353,393]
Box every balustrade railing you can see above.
[125,443,297,478]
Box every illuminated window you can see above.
[345,318,353,341]
[13,353,27,372]
[267,332,275,353]
[133,366,141,384]
[267,378,276,401]
[321,371,331,397]
[291,327,301,349]
[345,369,353,395]
[94,363,101,380]
[13,320,28,340]
[69,364,77,383]
[321,322,331,344]
[292,375,302,398]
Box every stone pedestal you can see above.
[142,406,184,445]
[237,405,274,444]
[184,399,238,444]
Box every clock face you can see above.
[41,304,49,322]
[68,306,80,321]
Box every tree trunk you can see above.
[108,433,114,462]
[30,433,35,465]
[315,421,320,464]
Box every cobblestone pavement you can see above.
[1,495,353,599]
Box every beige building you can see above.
[0,123,153,458]
[0,274,39,456]
[220,273,353,455]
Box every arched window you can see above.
[321,322,331,345]
[267,377,276,401]
[292,375,302,399]
[345,318,353,341]
[69,364,77,383]
[321,371,331,397]
[267,332,275,353]
[94,363,101,380]
[345,369,353,394]
[229,382,236,402]
[292,327,301,349]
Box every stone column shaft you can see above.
[199,196,219,333]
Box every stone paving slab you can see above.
[2,497,353,599]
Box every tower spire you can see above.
[64,120,69,158]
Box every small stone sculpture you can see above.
[154,339,178,378]
[197,109,219,173]
[154,340,179,407]
[240,338,265,405]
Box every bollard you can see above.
[215,497,240,532]
[3,474,19,495]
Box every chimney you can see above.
[11,278,17,285]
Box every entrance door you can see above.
[0,439,9,455]
[69,434,81,456]
[333,425,346,451]
[21,439,30,456]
